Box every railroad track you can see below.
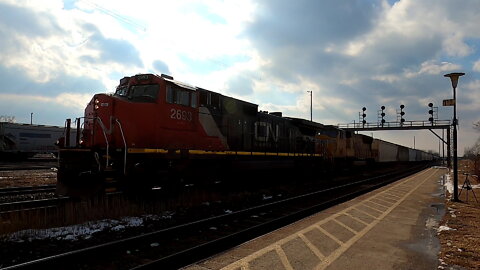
[0,184,57,196]
[0,197,70,214]
[0,189,123,214]
[0,163,431,270]
[0,161,57,171]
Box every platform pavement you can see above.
[182,166,448,270]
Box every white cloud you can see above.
[404,61,462,78]
[473,60,480,72]
[0,92,92,110]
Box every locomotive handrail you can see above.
[78,116,110,168]
[115,118,127,175]
[94,117,110,168]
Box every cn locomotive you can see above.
[57,73,434,196]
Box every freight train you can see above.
[57,73,435,196]
[0,122,75,159]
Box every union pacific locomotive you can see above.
[57,73,435,196]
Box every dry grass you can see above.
[438,159,480,270]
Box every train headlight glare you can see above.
[95,99,100,104]
[94,105,99,109]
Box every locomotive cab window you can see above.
[115,86,128,97]
[128,84,159,102]
[167,85,197,108]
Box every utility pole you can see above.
[30,113,33,125]
[307,90,312,121]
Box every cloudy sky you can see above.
[1,0,479,155]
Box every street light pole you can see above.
[444,72,465,202]
[307,90,312,121]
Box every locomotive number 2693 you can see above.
[170,108,192,121]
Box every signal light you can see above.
[380,106,386,126]
[400,104,405,124]
[428,103,434,124]
[361,107,367,126]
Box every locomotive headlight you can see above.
[95,99,100,104]
[94,105,99,110]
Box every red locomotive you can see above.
[57,73,434,196]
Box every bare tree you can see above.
[466,121,480,177]
[0,116,16,123]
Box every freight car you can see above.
[0,122,75,159]
[56,73,435,196]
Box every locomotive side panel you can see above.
[221,96,257,151]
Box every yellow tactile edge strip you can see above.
[219,167,442,270]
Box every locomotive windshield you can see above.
[114,86,128,97]
[127,84,159,102]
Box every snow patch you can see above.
[262,194,273,200]
[4,214,172,242]
[437,225,456,233]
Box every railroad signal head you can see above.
[428,103,434,124]
[399,105,405,124]
[361,107,367,126]
[380,106,386,126]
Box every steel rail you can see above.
[0,185,56,196]
[0,197,69,213]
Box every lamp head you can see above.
[444,72,465,88]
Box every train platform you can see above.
[183,166,448,270]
